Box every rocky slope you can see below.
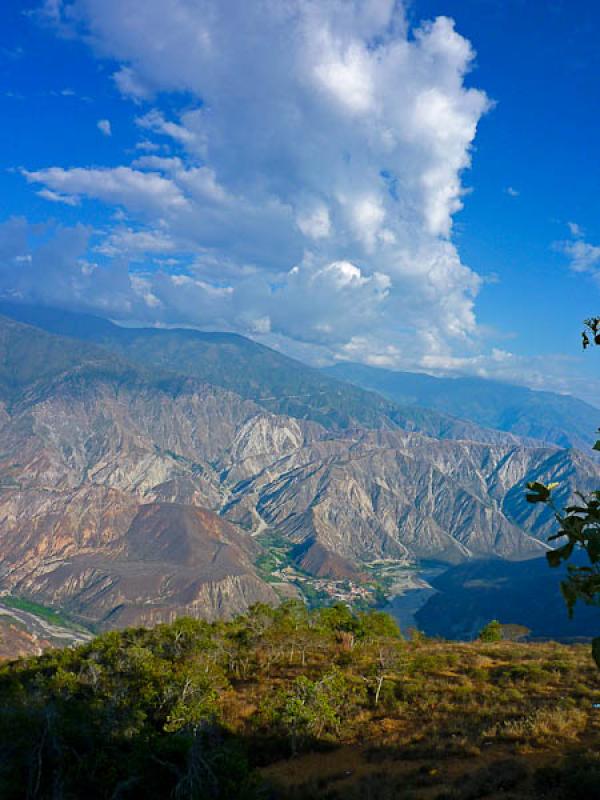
[0,312,598,630]
[8,501,277,630]
[223,429,600,565]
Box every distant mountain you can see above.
[0,314,141,402]
[325,362,600,451]
[0,302,526,444]
[415,555,599,641]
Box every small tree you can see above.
[262,668,366,754]
[526,479,600,666]
[478,620,503,642]
[357,610,402,640]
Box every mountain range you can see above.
[0,303,597,633]
[0,302,545,443]
[325,361,600,452]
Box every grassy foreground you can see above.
[0,601,598,799]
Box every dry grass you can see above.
[236,639,600,799]
[487,707,588,745]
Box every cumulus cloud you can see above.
[97,118,111,136]
[9,0,495,372]
[0,216,134,313]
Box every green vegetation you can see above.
[1,602,598,799]
[0,302,502,437]
[254,532,387,609]
[0,303,409,431]
[477,621,532,644]
[478,620,503,642]
[296,580,331,608]
[255,531,295,583]
[0,313,143,405]
[1,595,89,632]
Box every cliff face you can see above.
[0,314,598,629]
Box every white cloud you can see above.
[135,139,161,152]
[97,118,112,136]
[37,188,80,206]
[113,65,152,100]
[313,39,376,114]
[296,205,331,240]
[12,0,495,372]
[131,155,183,173]
[557,238,600,274]
[555,223,600,278]
[136,109,205,151]
[96,227,177,258]
[506,186,519,197]
[23,166,188,215]
[0,217,133,313]
[567,220,583,237]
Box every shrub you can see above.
[478,621,502,642]
[260,668,366,753]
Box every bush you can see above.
[478,621,502,642]
[260,668,366,753]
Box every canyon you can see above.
[0,307,598,631]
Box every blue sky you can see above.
[1,0,599,399]
[415,0,600,361]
